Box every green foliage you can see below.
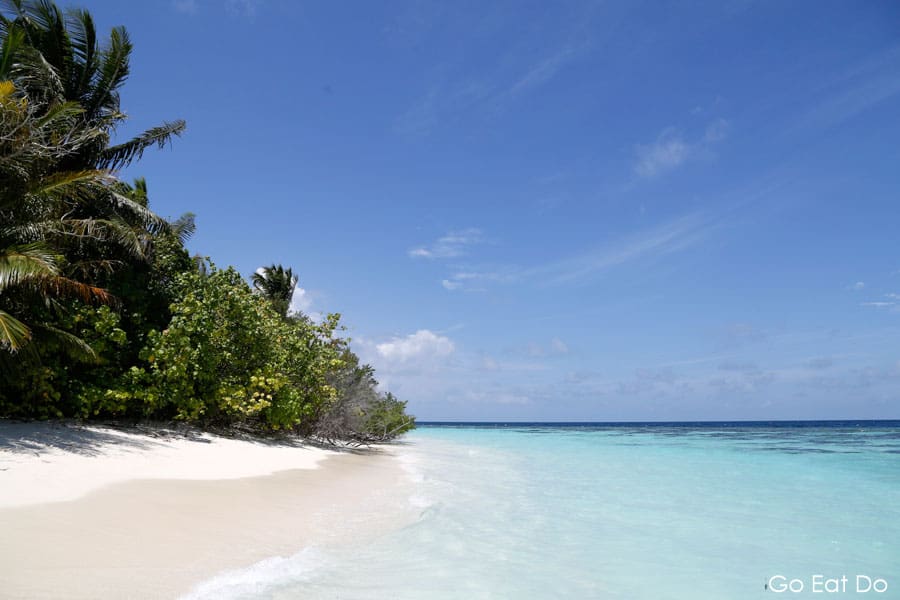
[125,264,342,431]
[0,0,416,441]
[363,393,416,439]
[317,349,416,442]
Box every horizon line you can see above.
[417,418,900,424]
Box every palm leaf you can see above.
[0,21,24,77]
[36,273,113,305]
[108,190,170,234]
[99,119,186,170]
[27,168,110,200]
[85,24,129,118]
[0,307,30,351]
[169,211,196,244]
[0,242,60,291]
[6,217,147,259]
[33,97,83,127]
[32,321,97,362]
[8,44,64,99]
[65,7,95,99]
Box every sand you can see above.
[0,422,416,599]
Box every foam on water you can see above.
[180,547,326,600]
[186,422,900,599]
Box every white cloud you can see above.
[531,213,712,285]
[408,228,484,260]
[801,47,900,131]
[226,0,262,17]
[550,337,569,354]
[518,338,569,358]
[376,330,455,363]
[507,44,579,97]
[703,118,729,142]
[436,213,715,291]
[289,285,312,313]
[172,0,199,14]
[634,132,691,178]
[634,119,729,178]
[288,286,323,323]
[440,269,517,291]
[849,281,866,290]
[395,37,586,137]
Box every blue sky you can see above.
[86,0,899,420]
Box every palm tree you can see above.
[0,1,187,358]
[0,0,185,171]
[252,264,298,318]
[0,79,112,355]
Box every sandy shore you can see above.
[0,422,415,599]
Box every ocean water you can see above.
[186,422,900,599]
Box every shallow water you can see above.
[185,422,900,599]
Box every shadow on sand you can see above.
[0,422,167,457]
[0,420,393,458]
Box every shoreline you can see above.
[0,423,417,599]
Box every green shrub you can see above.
[127,263,342,431]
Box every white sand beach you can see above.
[0,422,415,599]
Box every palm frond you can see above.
[32,1,69,67]
[32,321,97,362]
[108,189,170,234]
[0,20,24,77]
[0,242,60,291]
[33,97,83,127]
[64,7,95,99]
[0,307,31,352]
[36,273,113,305]
[99,119,186,170]
[85,24,129,118]
[27,168,110,200]
[66,258,122,279]
[10,44,64,99]
[169,211,196,244]
[6,217,147,259]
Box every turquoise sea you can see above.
[188,422,900,599]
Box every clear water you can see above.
[185,422,900,599]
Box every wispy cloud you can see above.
[634,119,729,178]
[514,338,570,358]
[396,41,586,136]
[528,213,713,285]
[800,46,900,131]
[172,0,199,14]
[409,228,484,259]
[859,293,900,312]
[848,281,866,290]
[174,0,265,17]
[634,133,691,178]
[861,301,896,309]
[225,0,262,17]
[441,269,517,292]
[436,213,715,291]
[506,44,580,97]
